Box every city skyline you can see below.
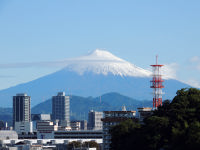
[0,0,200,90]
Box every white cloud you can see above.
[162,63,179,79]
[190,56,200,63]
[0,59,124,69]
[189,56,200,71]
[185,79,200,88]
[0,61,68,69]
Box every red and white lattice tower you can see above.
[150,56,164,108]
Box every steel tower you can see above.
[150,56,164,108]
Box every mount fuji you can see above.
[62,49,151,77]
[0,49,190,107]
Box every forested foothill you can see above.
[110,88,200,150]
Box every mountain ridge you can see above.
[0,92,153,125]
[0,50,190,107]
[32,92,152,120]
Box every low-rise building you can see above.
[18,132,37,139]
[137,107,153,122]
[0,139,102,150]
[70,121,81,130]
[14,121,33,134]
[37,121,58,139]
[54,130,103,139]
[101,110,136,150]
[31,114,51,132]
[0,130,18,140]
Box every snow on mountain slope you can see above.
[62,49,152,77]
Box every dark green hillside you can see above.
[110,88,200,150]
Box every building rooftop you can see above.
[137,107,152,111]
[16,93,27,96]
[104,111,136,113]
[101,117,137,122]
[57,92,65,96]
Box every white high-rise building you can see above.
[52,92,70,127]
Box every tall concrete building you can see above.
[13,93,31,124]
[52,92,70,127]
[88,110,103,130]
[13,93,32,133]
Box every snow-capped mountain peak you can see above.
[63,49,151,77]
[85,49,123,61]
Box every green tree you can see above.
[110,88,200,150]
[110,119,141,150]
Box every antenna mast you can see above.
[150,55,164,108]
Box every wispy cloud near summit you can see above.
[0,61,67,69]
[189,56,200,71]
[162,63,179,79]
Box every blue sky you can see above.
[0,0,200,89]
